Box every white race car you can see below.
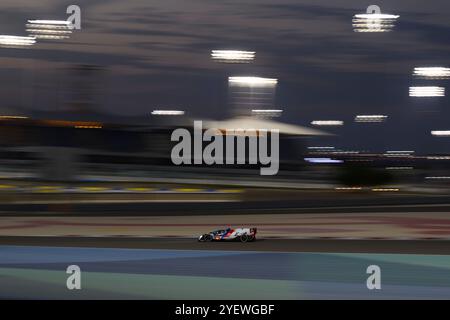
[198,227,257,242]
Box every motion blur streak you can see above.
[414,67,450,79]
[151,110,185,116]
[26,20,72,40]
[211,50,255,63]
[355,115,388,123]
[409,87,445,97]
[311,120,344,126]
[432,130,450,136]
[228,77,278,87]
[252,109,283,117]
[0,35,36,47]
[352,11,399,33]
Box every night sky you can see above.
[1,0,450,153]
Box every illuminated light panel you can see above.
[228,77,278,87]
[251,109,283,117]
[414,67,450,79]
[0,35,36,47]
[151,110,185,116]
[432,130,450,136]
[425,176,450,180]
[372,188,400,192]
[31,35,70,40]
[352,12,399,33]
[211,50,255,63]
[335,187,362,190]
[308,147,335,150]
[28,20,71,25]
[354,13,400,19]
[26,20,72,40]
[409,86,445,97]
[384,150,415,157]
[311,120,344,126]
[304,158,344,164]
[355,115,388,123]
[26,29,71,34]
[386,167,414,170]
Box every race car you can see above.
[198,227,257,242]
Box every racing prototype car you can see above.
[198,227,257,242]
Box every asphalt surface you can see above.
[2,189,450,299]
[2,236,450,254]
[2,244,450,299]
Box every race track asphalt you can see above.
[1,236,450,254]
[1,242,450,299]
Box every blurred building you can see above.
[0,114,328,180]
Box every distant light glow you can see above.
[308,147,335,150]
[311,120,344,126]
[304,158,343,164]
[28,20,71,25]
[26,29,71,34]
[414,67,450,79]
[355,115,388,123]
[229,77,278,87]
[251,109,283,117]
[384,150,415,157]
[386,167,414,170]
[352,9,399,33]
[335,187,362,190]
[26,20,72,40]
[431,130,450,136]
[211,50,255,63]
[151,110,185,116]
[354,13,400,19]
[409,86,445,97]
[372,188,400,192]
[0,35,36,47]
[425,176,450,180]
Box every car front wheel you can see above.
[240,234,249,243]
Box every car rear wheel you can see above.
[240,234,249,243]
[199,234,213,242]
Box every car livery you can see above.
[198,227,257,242]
